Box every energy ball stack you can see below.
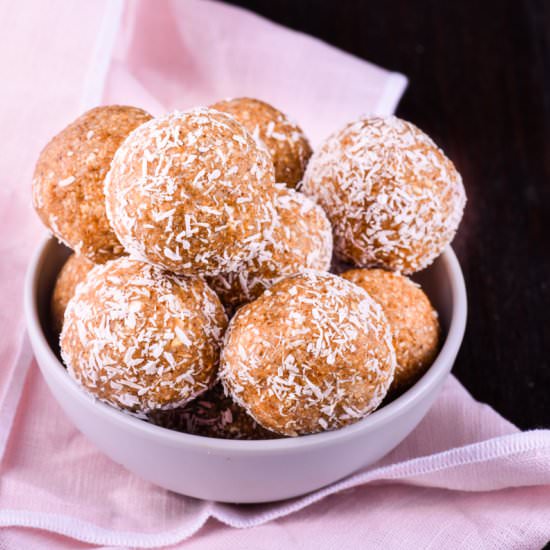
[211,97,312,188]
[34,100,466,440]
[301,116,466,274]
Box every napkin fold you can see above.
[1,1,549,549]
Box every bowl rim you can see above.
[24,237,467,455]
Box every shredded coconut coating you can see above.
[148,383,278,440]
[220,270,396,436]
[32,105,152,263]
[342,268,441,395]
[301,116,466,274]
[60,258,228,416]
[51,254,94,334]
[207,184,333,311]
[212,98,312,188]
[105,107,279,277]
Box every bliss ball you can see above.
[32,105,152,263]
[148,383,278,440]
[342,268,440,394]
[51,254,94,334]
[60,257,228,416]
[207,185,333,311]
[105,107,278,277]
[301,116,466,274]
[211,97,312,188]
[220,270,396,436]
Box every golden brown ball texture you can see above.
[342,268,440,394]
[148,383,278,440]
[211,97,312,188]
[105,107,279,277]
[61,257,228,416]
[51,254,94,334]
[207,185,333,311]
[220,270,396,436]
[301,116,466,274]
[32,105,152,263]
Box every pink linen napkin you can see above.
[0,1,549,548]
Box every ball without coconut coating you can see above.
[32,105,152,263]
[207,185,333,311]
[61,257,228,416]
[105,107,279,277]
[220,270,396,436]
[301,116,466,274]
[342,268,440,394]
[148,383,278,440]
[211,97,312,188]
[51,254,94,334]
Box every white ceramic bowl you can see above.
[25,238,466,503]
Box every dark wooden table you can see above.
[226,0,550,429]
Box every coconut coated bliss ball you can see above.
[51,253,94,334]
[301,115,466,274]
[220,270,396,436]
[211,97,312,188]
[33,105,152,263]
[342,268,440,394]
[207,184,333,311]
[105,107,279,277]
[60,257,228,416]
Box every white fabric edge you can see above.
[374,72,408,116]
[212,429,550,528]
[0,508,212,549]
[79,0,125,111]
[1,431,549,548]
